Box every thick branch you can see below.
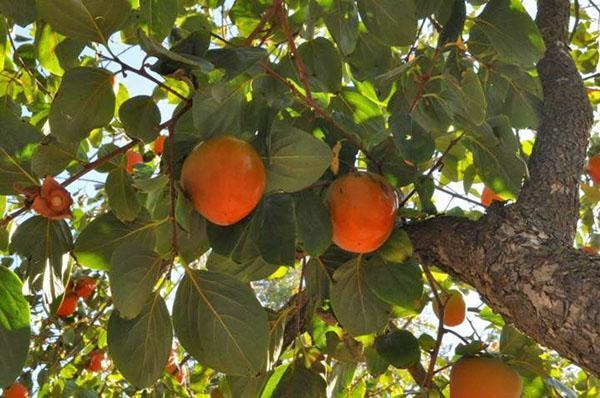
[516,0,594,242]
[405,208,600,376]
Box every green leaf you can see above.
[363,256,423,307]
[10,216,73,303]
[294,38,343,93]
[119,95,161,142]
[139,29,213,74]
[191,83,244,139]
[0,0,36,26]
[293,190,332,257]
[264,122,332,193]
[207,216,259,263]
[254,194,296,266]
[31,137,78,177]
[271,363,327,398]
[0,266,31,386]
[109,244,163,319]
[139,0,178,41]
[108,296,173,388]
[460,68,486,126]
[105,168,142,222]
[330,256,390,336]
[471,0,545,67]
[347,31,392,82]
[378,229,413,264]
[36,0,131,44]
[50,67,116,143]
[206,252,279,283]
[500,324,545,377]
[357,0,417,46]
[464,115,527,198]
[0,110,42,194]
[34,23,65,76]
[390,113,436,164]
[319,0,359,56]
[374,330,420,369]
[73,212,158,270]
[173,269,269,375]
[205,47,267,80]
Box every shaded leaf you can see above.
[173,270,269,375]
[108,296,173,388]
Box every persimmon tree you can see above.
[0,0,599,396]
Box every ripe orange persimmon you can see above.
[582,246,598,255]
[327,171,398,253]
[450,357,522,398]
[74,277,96,299]
[180,135,266,226]
[433,290,466,327]
[126,150,144,174]
[3,383,28,398]
[56,293,78,318]
[153,135,167,156]
[87,350,108,372]
[165,349,178,374]
[587,154,600,184]
[176,364,189,384]
[481,187,503,207]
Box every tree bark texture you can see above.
[406,0,598,375]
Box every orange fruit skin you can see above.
[481,187,503,207]
[443,291,466,327]
[56,293,78,318]
[327,172,398,253]
[126,150,144,174]
[75,277,96,300]
[165,349,178,374]
[587,155,600,184]
[181,136,266,226]
[450,357,522,398]
[87,350,107,372]
[582,246,598,255]
[3,383,28,398]
[153,135,167,156]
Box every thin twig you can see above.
[399,132,466,208]
[99,51,191,103]
[421,263,446,390]
[243,1,280,46]
[7,29,52,96]
[570,0,580,43]
[405,19,427,62]
[277,1,313,102]
[435,185,485,208]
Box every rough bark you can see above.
[405,0,599,376]
[517,0,594,242]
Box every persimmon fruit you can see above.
[582,246,598,255]
[176,365,189,384]
[587,154,600,184]
[165,349,178,374]
[181,135,266,226]
[3,383,28,398]
[481,187,503,207]
[87,350,108,372]
[433,290,466,327]
[56,293,78,318]
[450,357,522,398]
[153,135,167,156]
[126,150,144,174]
[327,171,398,253]
[74,277,96,299]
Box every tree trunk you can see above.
[406,0,598,375]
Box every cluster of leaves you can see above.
[0,0,598,396]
